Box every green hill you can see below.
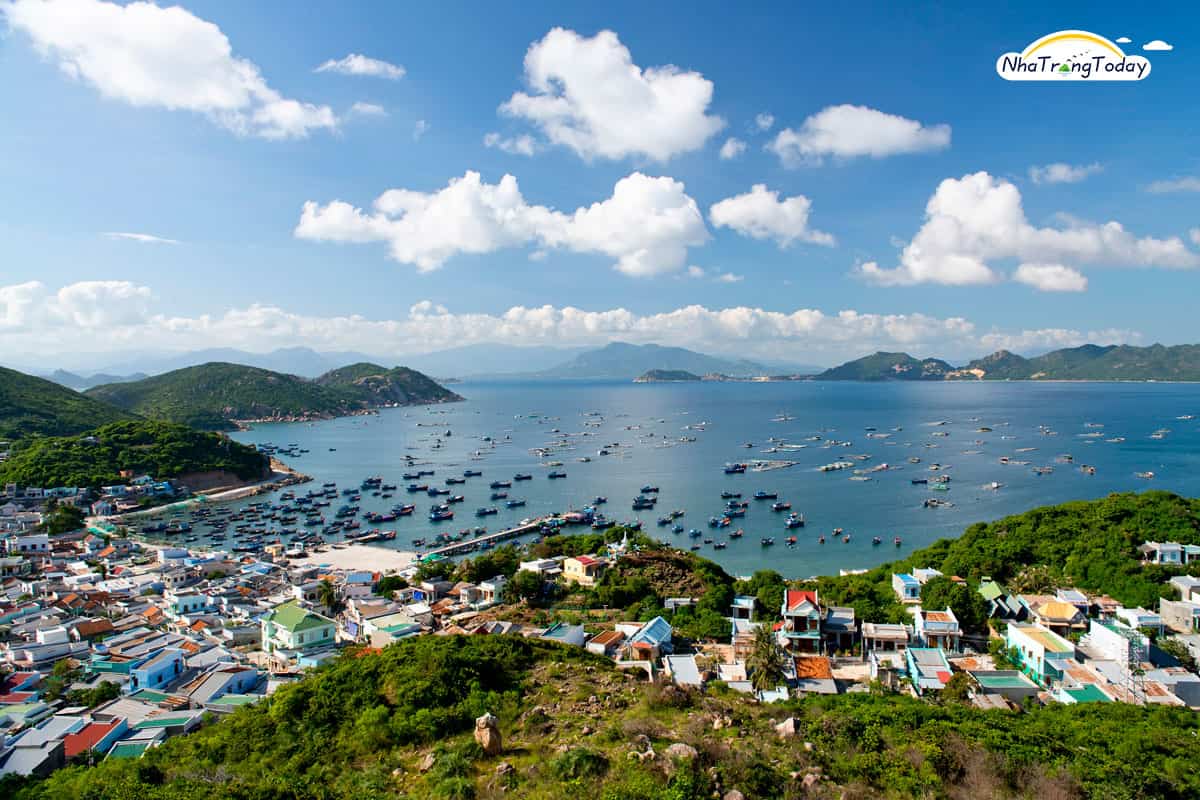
[0,366,134,442]
[820,343,1200,382]
[315,362,463,406]
[8,632,1198,800]
[816,351,954,381]
[633,369,702,382]
[0,419,268,488]
[86,362,459,431]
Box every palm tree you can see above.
[746,623,787,695]
[316,579,344,618]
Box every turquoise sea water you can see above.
[227,380,1200,579]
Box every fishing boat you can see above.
[786,536,797,545]
[514,473,533,481]
[1136,471,1155,479]
[429,507,454,522]
[463,469,482,477]
[784,513,805,529]
[771,501,791,512]
[760,537,775,546]
[713,542,727,550]
[475,507,498,517]
[721,491,742,499]
[872,536,882,546]
[489,480,512,489]
[671,524,684,533]
[641,485,660,493]
[505,499,526,508]
[593,496,608,505]
[753,490,778,500]
[729,528,744,539]
[724,463,747,474]
[657,516,673,526]
[911,478,928,485]
[548,471,567,479]
[894,536,902,547]
[490,492,508,500]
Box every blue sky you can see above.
[1,0,1197,366]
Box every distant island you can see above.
[84,362,462,431]
[817,343,1200,382]
[633,369,702,382]
[533,342,780,380]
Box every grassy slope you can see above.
[0,366,134,441]
[7,635,1198,800]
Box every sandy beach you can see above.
[288,544,417,574]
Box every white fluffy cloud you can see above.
[315,53,405,80]
[858,171,1199,288]
[710,184,834,247]
[1191,228,1200,246]
[1028,162,1103,184]
[1143,40,1173,51]
[754,112,774,132]
[0,280,153,331]
[349,102,386,117]
[295,171,708,277]
[768,105,950,166]
[483,132,537,156]
[1012,263,1088,292]
[497,28,724,161]
[719,137,746,160]
[1147,176,1200,193]
[3,280,1044,362]
[4,0,337,139]
[103,232,179,245]
[2,280,1153,364]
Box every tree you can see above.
[733,570,786,621]
[920,576,990,636]
[44,658,80,701]
[503,570,545,606]
[746,624,787,695]
[40,500,85,535]
[375,575,408,596]
[940,672,972,705]
[317,579,344,618]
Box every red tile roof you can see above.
[63,720,122,759]
[784,590,819,612]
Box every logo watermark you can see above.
[997,30,1151,81]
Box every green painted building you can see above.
[261,601,336,655]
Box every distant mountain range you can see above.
[534,342,783,379]
[28,342,823,383]
[84,362,461,431]
[817,344,1200,382]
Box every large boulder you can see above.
[475,712,503,756]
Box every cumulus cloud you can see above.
[1012,263,1088,292]
[103,231,179,245]
[3,280,1152,364]
[754,112,774,132]
[3,280,1033,362]
[315,53,405,80]
[709,184,834,247]
[483,132,537,156]
[716,272,743,283]
[349,101,386,117]
[295,170,708,277]
[1115,36,1132,44]
[719,137,746,160]
[4,0,337,140]
[1146,176,1200,193]
[1143,40,1173,51]
[685,266,742,283]
[768,105,950,166]
[1028,162,1103,184]
[497,27,724,161]
[857,171,1199,288]
[1191,228,1200,247]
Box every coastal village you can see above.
[2,477,1199,779]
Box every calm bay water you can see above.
[227,380,1200,579]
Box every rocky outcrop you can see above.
[474,712,502,756]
